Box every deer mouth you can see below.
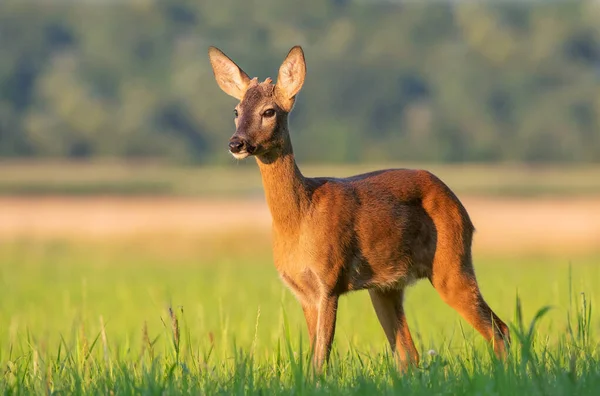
[229,143,258,159]
[230,150,250,160]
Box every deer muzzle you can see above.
[228,135,256,159]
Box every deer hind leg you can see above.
[430,255,510,358]
[368,288,419,370]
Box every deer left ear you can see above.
[275,46,306,112]
[208,46,252,100]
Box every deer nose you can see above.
[228,137,245,153]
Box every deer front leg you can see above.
[313,295,339,373]
[301,303,318,351]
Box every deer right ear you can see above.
[208,46,252,100]
[275,46,306,112]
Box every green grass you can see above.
[1,240,599,394]
[2,160,600,197]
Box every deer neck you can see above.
[256,136,308,233]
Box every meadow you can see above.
[3,160,600,197]
[1,162,600,394]
[1,238,599,395]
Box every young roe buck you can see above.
[208,45,511,372]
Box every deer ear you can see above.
[208,46,251,100]
[275,46,306,112]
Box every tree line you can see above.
[0,0,599,164]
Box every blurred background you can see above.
[1,0,600,347]
[0,0,599,164]
[1,0,599,253]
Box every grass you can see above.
[1,239,599,394]
[2,160,600,197]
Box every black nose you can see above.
[228,137,245,153]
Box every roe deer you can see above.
[208,45,511,373]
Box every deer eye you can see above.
[262,109,276,118]
[233,109,238,117]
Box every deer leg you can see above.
[301,302,318,351]
[430,262,510,358]
[369,288,419,370]
[313,295,339,373]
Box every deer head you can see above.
[208,46,306,161]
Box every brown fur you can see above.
[208,45,510,373]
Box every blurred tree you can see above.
[0,0,597,164]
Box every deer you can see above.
[207,45,511,373]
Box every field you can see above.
[1,162,600,394]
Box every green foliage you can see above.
[0,1,599,164]
[1,241,599,394]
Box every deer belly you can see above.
[345,256,418,291]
